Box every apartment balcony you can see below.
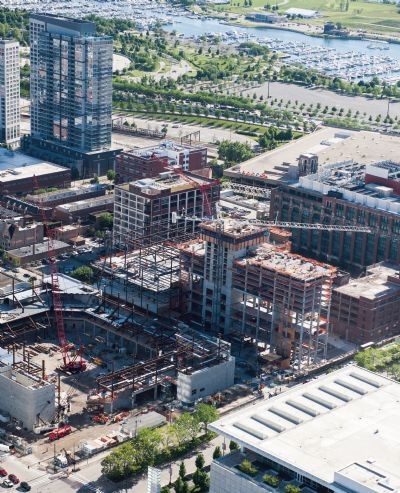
[211,451,316,493]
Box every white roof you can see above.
[210,366,400,491]
[286,7,319,17]
[0,162,68,183]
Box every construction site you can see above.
[0,151,376,477]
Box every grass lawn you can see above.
[117,109,276,136]
[286,0,400,34]
[209,0,400,35]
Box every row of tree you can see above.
[101,404,219,481]
[280,65,400,99]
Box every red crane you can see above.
[170,167,217,217]
[33,176,86,373]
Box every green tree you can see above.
[106,169,116,182]
[195,453,205,470]
[263,474,280,487]
[179,461,186,479]
[229,440,240,452]
[213,446,222,459]
[194,403,219,432]
[174,477,189,493]
[98,212,113,231]
[101,441,139,480]
[218,140,254,164]
[135,428,161,466]
[193,468,210,492]
[71,266,94,283]
[173,413,200,444]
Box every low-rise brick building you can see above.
[115,141,207,183]
[0,162,70,195]
[331,263,400,344]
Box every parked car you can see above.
[20,481,31,491]
[2,479,13,488]
[0,468,7,477]
[8,473,19,484]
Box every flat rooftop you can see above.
[298,159,400,215]
[225,128,400,183]
[200,219,265,239]
[55,194,114,212]
[124,140,202,159]
[225,127,354,183]
[7,240,70,258]
[0,162,69,183]
[124,172,214,196]
[26,184,106,204]
[334,263,400,300]
[0,148,42,172]
[210,366,400,490]
[235,243,335,281]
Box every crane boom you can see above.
[172,213,373,234]
[249,221,373,233]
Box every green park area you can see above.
[208,0,400,36]
[355,342,400,381]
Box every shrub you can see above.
[284,485,301,493]
[229,440,240,451]
[213,446,222,459]
[263,473,280,487]
[239,459,258,476]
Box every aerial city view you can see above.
[0,0,399,491]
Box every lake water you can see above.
[163,16,400,82]
[164,15,400,62]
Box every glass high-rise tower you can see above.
[0,39,20,149]
[28,15,119,177]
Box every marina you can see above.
[4,0,400,83]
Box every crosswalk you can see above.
[28,471,103,492]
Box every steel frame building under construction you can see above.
[90,324,234,408]
[179,220,336,370]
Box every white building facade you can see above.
[209,367,400,493]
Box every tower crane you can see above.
[172,213,373,234]
[33,176,86,373]
[173,212,373,335]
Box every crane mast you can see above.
[33,176,86,372]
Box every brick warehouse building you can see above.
[0,163,70,195]
[115,141,208,183]
[330,263,400,344]
[270,160,400,272]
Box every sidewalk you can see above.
[123,434,225,493]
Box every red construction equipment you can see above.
[33,176,86,373]
[49,425,72,441]
[170,167,217,217]
[92,414,108,424]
